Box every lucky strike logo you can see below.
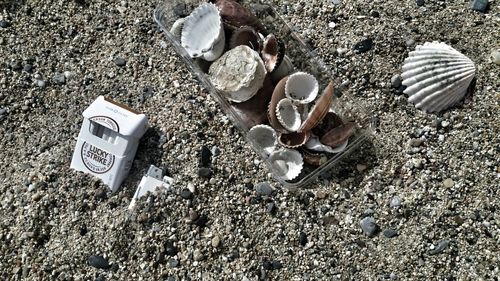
[81,142,115,174]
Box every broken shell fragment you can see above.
[269,149,304,181]
[248,124,277,156]
[268,76,289,133]
[261,34,285,73]
[278,131,311,149]
[401,41,476,113]
[320,122,355,148]
[299,80,335,132]
[211,0,266,34]
[229,26,261,51]
[209,45,266,103]
[181,3,225,61]
[285,72,319,104]
[276,98,301,132]
[271,55,294,83]
[305,135,348,154]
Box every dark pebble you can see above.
[23,64,33,72]
[391,74,402,89]
[360,216,378,237]
[271,261,283,270]
[266,202,276,214]
[429,240,450,255]
[143,86,154,98]
[263,261,272,270]
[383,229,398,238]
[79,224,87,236]
[114,57,126,67]
[199,146,212,167]
[180,188,193,200]
[299,231,308,246]
[370,10,380,18]
[244,183,254,190]
[0,20,10,28]
[0,108,7,116]
[227,249,240,262]
[255,182,273,196]
[88,255,110,269]
[165,240,177,256]
[416,0,425,7]
[195,214,208,228]
[197,167,212,178]
[168,259,179,268]
[95,276,105,281]
[353,38,373,53]
[470,0,488,12]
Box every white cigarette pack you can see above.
[70,96,149,192]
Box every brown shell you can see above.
[267,76,289,133]
[312,111,344,137]
[301,148,328,166]
[299,80,335,132]
[231,76,273,129]
[210,0,267,34]
[229,26,262,51]
[278,131,311,148]
[262,34,285,73]
[320,122,355,148]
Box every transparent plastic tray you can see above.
[154,0,375,188]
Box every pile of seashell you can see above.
[171,0,356,182]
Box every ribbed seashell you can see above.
[278,131,311,149]
[304,135,348,154]
[209,45,266,103]
[230,76,273,128]
[248,124,277,156]
[320,122,355,148]
[401,42,476,113]
[267,76,289,133]
[210,0,266,34]
[299,80,335,132]
[300,148,328,166]
[229,26,261,51]
[276,98,301,132]
[285,72,319,104]
[181,3,225,61]
[268,149,304,181]
[271,55,294,83]
[170,17,186,38]
[261,34,285,73]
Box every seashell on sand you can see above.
[170,17,186,38]
[320,122,355,148]
[268,76,289,133]
[299,80,335,132]
[211,0,266,34]
[278,131,311,149]
[209,45,266,103]
[401,42,476,113]
[261,34,285,73]
[248,124,277,156]
[285,72,319,104]
[229,26,261,51]
[181,3,225,61]
[230,76,273,128]
[276,98,301,132]
[268,149,304,181]
[271,55,294,83]
[305,135,348,154]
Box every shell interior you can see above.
[285,72,319,104]
[229,26,261,50]
[270,55,294,83]
[276,98,301,132]
[268,149,304,181]
[305,136,348,154]
[401,41,476,112]
[248,124,277,155]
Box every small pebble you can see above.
[255,182,274,196]
[10,60,22,71]
[168,259,179,268]
[390,196,401,208]
[197,167,212,178]
[470,0,488,12]
[443,178,454,188]
[415,0,425,7]
[331,0,342,4]
[52,72,66,85]
[199,146,212,167]
[328,22,336,29]
[353,38,373,53]
[391,75,402,89]
[193,249,204,261]
[23,64,33,72]
[79,224,87,236]
[356,164,367,172]
[211,235,221,248]
[180,188,193,200]
[441,120,450,127]
[195,214,208,228]
[271,261,283,270]
[36,79,46,88]
[299,231,308,246]
[0,108,6,116]
[383,229,398,238]
[360,216,378,237]
[266,202,276,214]
[88,255,110,269]
[165,240,177,256]
[95,275,105,281]
[491,50,500,65]
[114,57,127,67]
[0,20,10,28]
[429,240,450,255]
[409,138,423,147]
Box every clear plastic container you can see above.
[154,0,375,188]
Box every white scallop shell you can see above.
[401,42,476,113]
[285,72,319,104]
[268,149,304,181]
[181,3,225,61]
[304,136,348,154]
[276,98,301,132]
[248,124,277,156]
[209,45,266,103]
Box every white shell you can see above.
[181,3,225,61]
[248,125,277,156]
[305,136,348,154]
[170,17,186,38]
[285,72,319,104]
[271,55,294,83]
[401,42,476,113]
[276,98,301,132]
[209,45,266,103]
[268,149,303,181]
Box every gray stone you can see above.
[36,79,46,88]
[353,38,373,53]
[255,182,273,196]
[197,167,212,178]
[491,50,500,65]
[391,75,402,89]
[0,20,10,28]
[383,229,398,238]
[0,108,6,116]
[429,240,450,255]
[470,0,488,12]
[88,255,110,269]
[168,259,179,268]
[416,0,424,7]
[390,196,401,208]
[180,188,193,200]
[52,72,66,85]
[360,217,378,237]
[115,57,126,67]
[193,249,204,261]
